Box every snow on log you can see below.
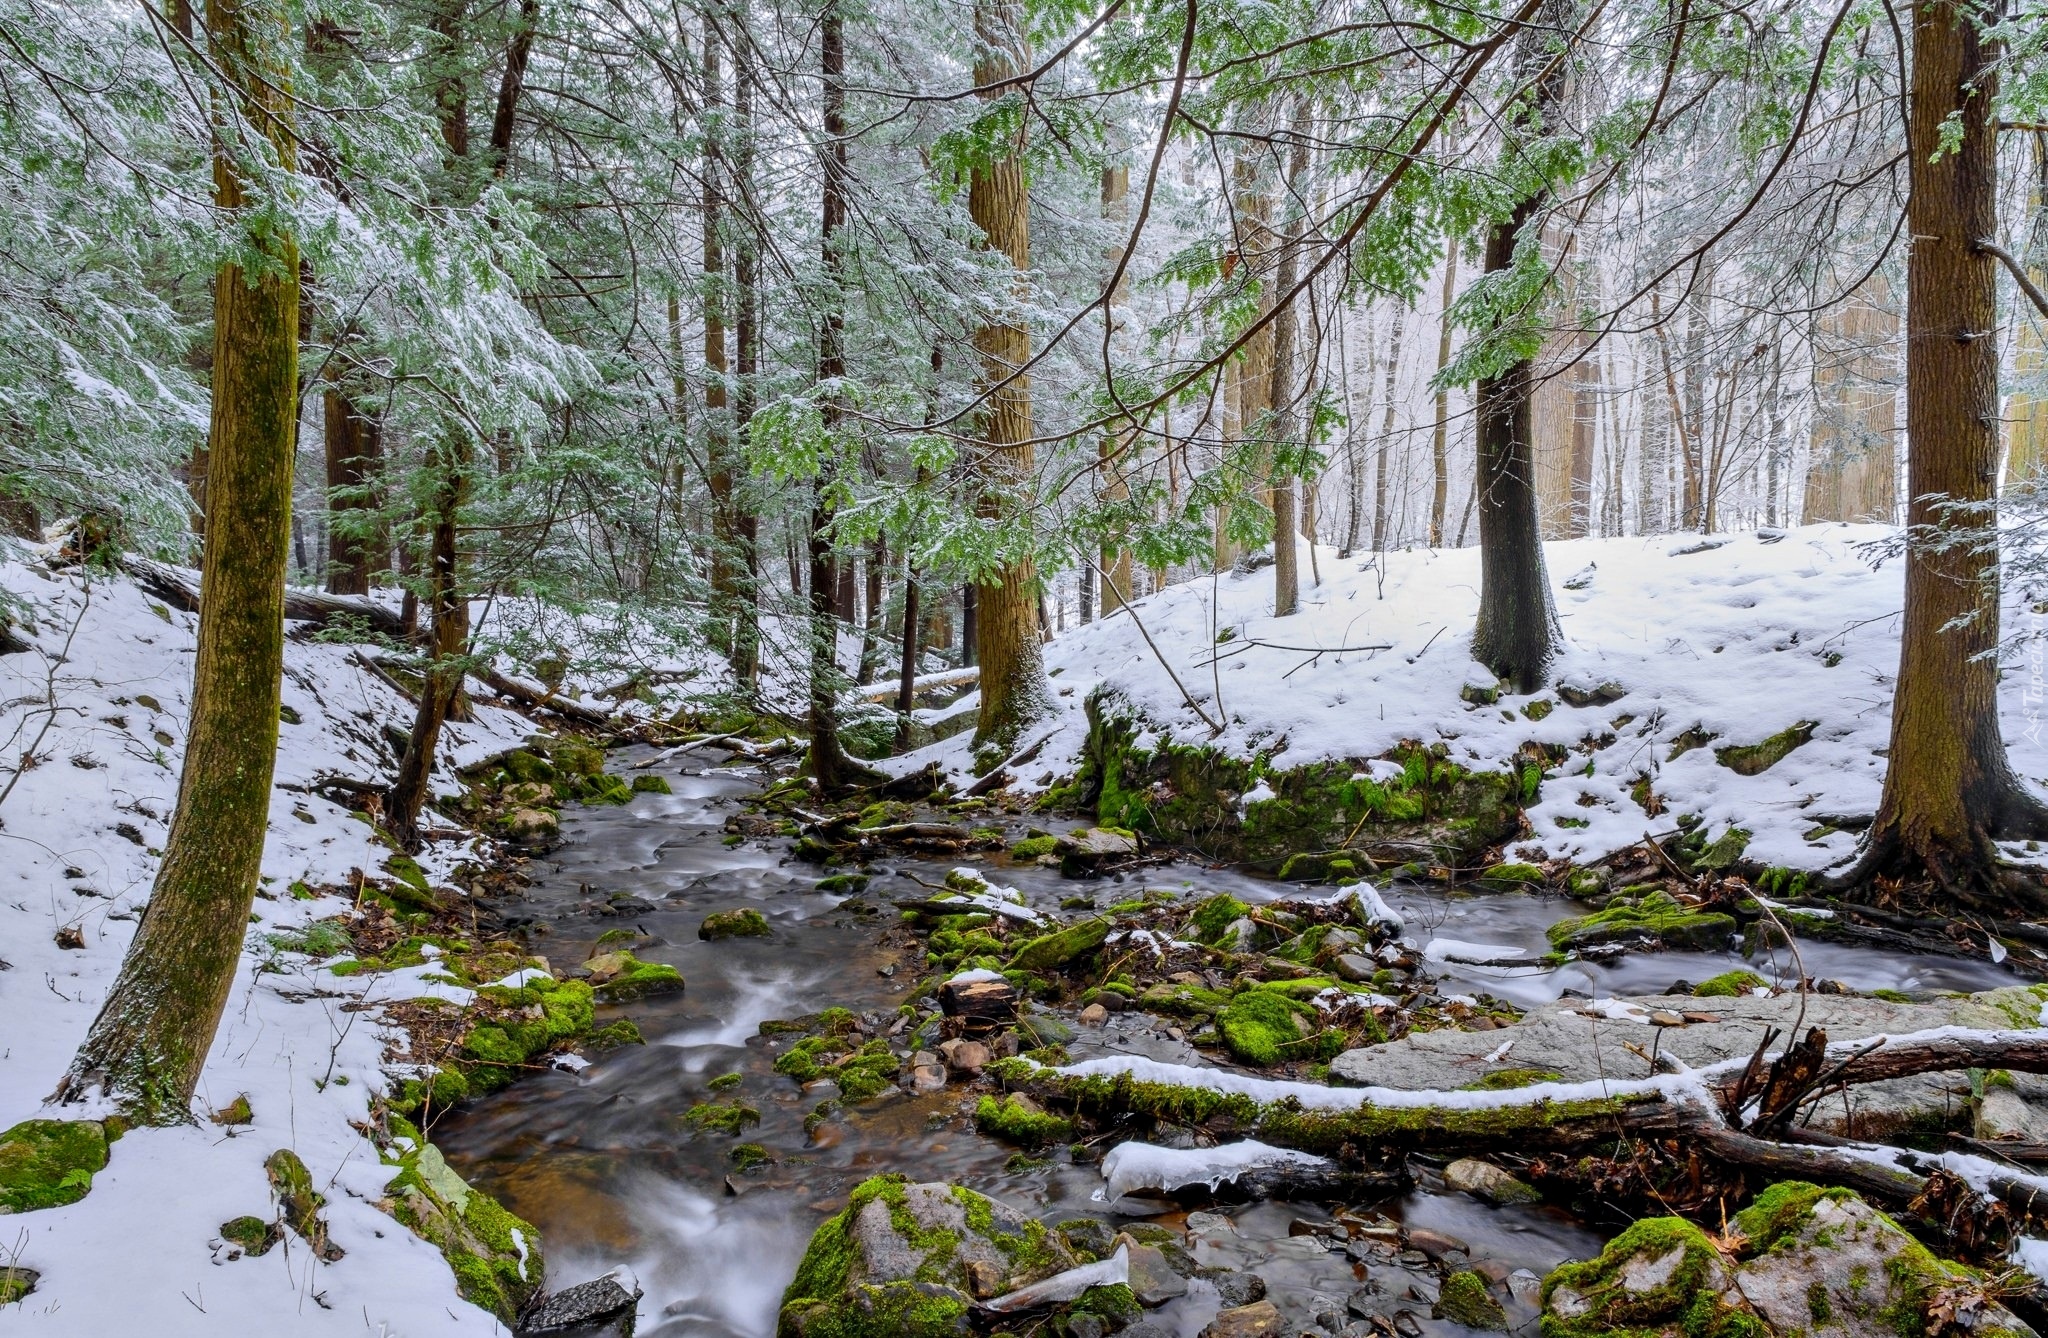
[852,665,977,701]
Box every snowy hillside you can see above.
[0,556,582,1335]
[906,523,2048,873]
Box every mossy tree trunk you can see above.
[323,381,385,594]
[1850,0,2048,908]
[967,0,1050,758]
[1098,161,1134,618]
[729,0,761,694]
[56,0,299,1124]
[1470,0,1567,692]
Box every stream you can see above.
[436,745,2023,1337]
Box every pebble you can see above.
[1078,1003,1109,1026]
[1650,1010,1688,1027]
[1403,1227,1468,1260]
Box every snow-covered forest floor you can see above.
[906,521,2048,874]
[7,522,2048,1334]
[0,551,685,1335]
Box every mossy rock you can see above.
[550,742,607,777]
[1188,894,1252,946]
[1540,1215,1753,1338]
[1479,861,1546,889]
[777,1177,1077,1338]
[499,749,557,784]
[1009,835,1058,860]
[0,1265,38,1305]
[1714,721,1816,776]
[1547,891,1736,954]
[1437,1270,1507,1330]
[575,772,635,805]
[818,874,871,894]
[974,1094,1075,1146]
[631,774,673,794]
[383,1118,543,1323]
[1692,969,1768,998]
[1063,689,1524,866]
[0,1119,108,1214]
[589,953,685,1003]
[701,908,772,940]
[1006,918,1110,973]
[1216,987,1338,1066]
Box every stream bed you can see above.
[436,746,2023,1337]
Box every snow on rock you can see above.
[0,554,620,1334]
[893,524,2048,872]
[1096,1140,1331,1202]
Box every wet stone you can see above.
[1114,1238,1188,1306]
[515,1272,641,1336]
[1210,1272,1267,1308]
[1201,1299,1285,1338]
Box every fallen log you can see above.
[476,667,611,727]
[126,555,409,638]
[853,666,977,702]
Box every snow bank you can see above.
[896,524,2048,872]
[0,554,618,1333]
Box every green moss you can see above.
[1714,721,1817,776]
[1071,1283,1141,1324]
[1521,698,1554,721]
[778,1176,979,1338]
[586,1019,645,1051]
[1730,1181,1851,1254]
[1009,835,1058,859]
[1692,970,1768,998]
[220,1214,275,1254]
[1547,891,1736,953]
[1216,988,1342,1066]
[1437,1270,1507,1330]
[1807,1278,1832,1323]
[0,1118,108,1213]
[975,1095,1075,1146]
[593,955,685,1002]
[1871,988,1912,1004]
[817,874,871,894]
[1188,894,1251,945]
[631,774,673,794]
[682,1101,763,1135]
[1006,918,1110,972]
[1539,1216,1733,1338]
[1459,1068,1563,1091]
[701,908,772,940]
[1480,861,1545,887]
[731,1142,772,1172]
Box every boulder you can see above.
[0,1265,37,1305]
[778,1178,1079,1338]
[699,908,771,940]
[1200,1300,1285,1338]
[0,1118,107,1214]
[501,807,560,846]
[580,951,684,1003]
[1007,918,1112,973]
[1441,1158,1539,1206]
[517,1271,641,1336]
[1055,828,1140,877]
[384,1117,543,1324]
[1111,1236,1187,1306]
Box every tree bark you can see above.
[1372,307,1406,553]
[58,0,299,1123]
[967,0,1049,756]
[323,383,384,594]
[807,0,859,790]
[1098,161,1134,618]
[703,9,741,656]
[1852,0,2048,905]
[1470,0,1568,692]
[729,0,761,693]
[1430,246,1458,547]
[1268,107,1310,618]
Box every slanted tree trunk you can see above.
[386,0,530,846]
[966,0,1049,756]
[1470,0,1568,692]
[57,0,299,1123]
[1848,0,2048,906]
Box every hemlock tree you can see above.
[1846,0,2048,905]
[966,0,1051,760]
[1467,0,1571,692]
[56,0,300,1122]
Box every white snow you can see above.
[892,524,2048,873]
[1422,938,1530,964]
[1096,1139,1332,1202]
[0,553,668,1333]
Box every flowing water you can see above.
[436,745,2024,1337]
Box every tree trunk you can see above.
[703,9,741,656]
[858,532,885,682]
[1430,246,1458,546]
[729,0,760,693]
[386,436,470,851]
[57,0,299,1123]
[2008,132,2048,482]
[1372,307,1406,553]
[323,384,384,594]
[967,0,1048,756]
[1268,107,1309,618]
[1852,0,2048,905]
[1098,161,1135,618]
[1470,0,1567,692]
[807,0,860,790]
